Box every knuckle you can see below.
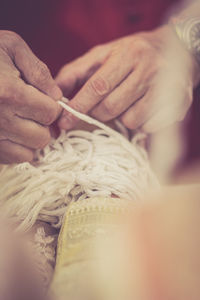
[0,112,13,131]
[89,76,110,97]
[0,81,26,109]
[38,61,49,76]
[102,100,116,117]
[34,60,51,84]
[0,77,24,105]
[90,45,104,54]
[130,38,153,58]
[146,65,158,80]
[0,77,15,101]
[133,37,150,49]
[0,31,22,49]
[110,42,122,57]
[0,116,11,131]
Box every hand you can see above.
[0,31,62,164]
[56,25,199,132]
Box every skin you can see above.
[0,30,62,164]
[56,25,199,133]
[0,221,48,300]
[130,186,200,300]
[0,25,198,164]
[96,186,200,300]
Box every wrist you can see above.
[169,17,200,86]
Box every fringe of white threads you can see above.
[0,99,159,231]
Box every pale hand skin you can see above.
[56,25,199,132]
[0,220,49,300]
[127,186,200,300]
[0,31,62,164]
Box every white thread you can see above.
[0,98,159,231]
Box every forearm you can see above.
[166,0,200,84]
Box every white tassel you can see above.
[0,98,159,231]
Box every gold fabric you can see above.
[51,197,129,300]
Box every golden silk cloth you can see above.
[51,197,130,300]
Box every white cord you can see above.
[0,99,159,231]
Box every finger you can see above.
[56,45,110,96]
[91,67,148,122]
[142,111,175,133]
[0,140,34,164]
[120,91,155,130]
[0,49,21,78]
[142,86,193,133]
[0,115,51,149]
[58,54,133,130]
[13,39,62,100]
[142,101,188,133]
[1,78,62,126]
